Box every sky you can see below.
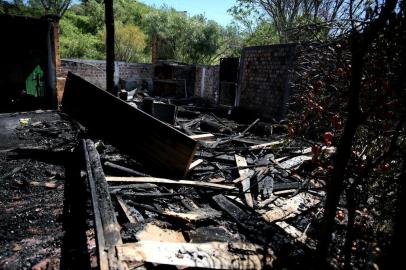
[139,0,236,26]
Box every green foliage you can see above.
[76,0,105,34]
[228,2,279,46]
[243,21,278,46]
[108,23,147,63]
[2,0,284,64]
[184,18,222,64]
[0,0,43,16]
[59,10,104,59]
[142,7,226,64]
[219,25,244,58]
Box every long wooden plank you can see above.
[116,241,274,269]
[83,140,109,270]
[249,141,284,150]
[189,133,215,141]
[84,139,126,270]
[63,72,197,178]
[106,176,236,190]
[234,154,253,208]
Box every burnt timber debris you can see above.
[1,58,332,270]
[0,85,330,268]
[0,85,330,269]
[49,73,329,269]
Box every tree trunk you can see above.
[104,0,116,95]
[384,156,406,269]
[315,1,398,263]
[344,185,357,270]
[316,36,363,263]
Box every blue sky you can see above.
[139,0,236,26]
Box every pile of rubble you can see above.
[61,73,334,269]
[96,114,331,268]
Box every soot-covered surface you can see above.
[0,111,95,270]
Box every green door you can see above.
[26,65,45,97]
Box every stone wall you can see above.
[194,65,220,103]
[237,44,297,120]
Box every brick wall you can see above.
[60,59,153,90]
[60,59,220,103]
[194,65,220,103]
[118,62,154,81]
[237,44,297,120]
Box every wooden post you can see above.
[151,34,158,64]
[52,19,66,105]
[104,0,116,95]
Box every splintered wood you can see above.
[163,208,222,222]
[275,221,316,250]
[116,241,275,269]
[234,154,254,208]
[262,192,321,223]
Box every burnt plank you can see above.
[83,139,125,270]
[234,154,254,208]
[116,241,274,269]
[63,73,197,178]
[212,194,254,231]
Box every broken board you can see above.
[135,223,186,243]
[63,72,197,178]
[262,192,320,223]
[234,154,254,208]
[116,241,274,269]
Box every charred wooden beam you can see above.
[104,161,149,177]
[83,139,125,270]
[200,119,232,134]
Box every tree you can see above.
[1,0,71,17]
[288,0,405,267]
[143,8,225,64]
[315,1,400,265]
[243,20,278,46]
[111,24,147,63]
[230,0,362,43]
[180,16,223,64]
[33,0,71,17]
